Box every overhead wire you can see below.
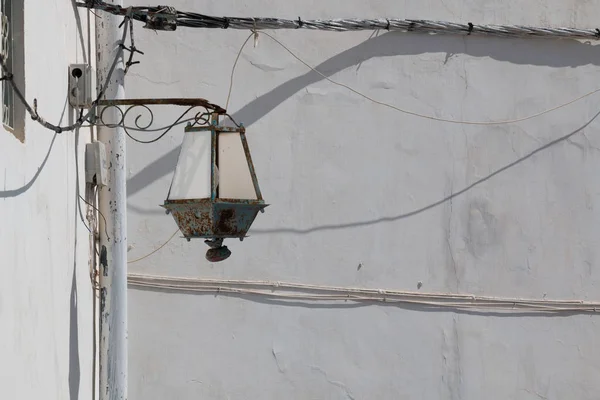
[231,30,600,125]
[79,1,600,41]
[77,4,600,127]
[127,229,180,264]
[225,32,254,110]
[0,11,133,134]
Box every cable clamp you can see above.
[30,98,39,121]
[144,5,177,31]
[118,8,133,28]
[252,18,259,47]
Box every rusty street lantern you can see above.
[162,112,267,262]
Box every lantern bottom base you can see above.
[161,198,268,239]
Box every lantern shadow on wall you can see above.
[96,98,267,262]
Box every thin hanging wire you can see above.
[127,229,180,264]
[224,30,600,126]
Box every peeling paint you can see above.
[100,245,108,277]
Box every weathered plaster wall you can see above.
[0,2,95,399]
[125,0,600,398]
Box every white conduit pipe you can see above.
[128,274,600,314]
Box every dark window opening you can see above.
[2,0,24,142]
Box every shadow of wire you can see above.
[0,95,69,198]
[250,109,600,234]
[126,31,600,198]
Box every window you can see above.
[1,0,24,141]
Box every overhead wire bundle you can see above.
[79,0,600,40]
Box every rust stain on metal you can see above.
[216,209,239,235]
[162,199,267,240]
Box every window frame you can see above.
[2,0,14,129]
[1,0,24,141]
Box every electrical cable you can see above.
[77,1,600,316]
[79,193,110,242]
[127,273,600,314]
[127,229,179,263]
[225,32,254,110]
[0,12,133,134]
[79,1,600,41]
[240,30,600,125]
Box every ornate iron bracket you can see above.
[92,97,229,143]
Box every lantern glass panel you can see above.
[168,131,212,200]
[217,131,257,200]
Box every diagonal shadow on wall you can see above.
[127,32,600,199]
[252,109,600,234]
[127,32,600,225]
[0,95,69,198]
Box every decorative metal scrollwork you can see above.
[93,98,228,144]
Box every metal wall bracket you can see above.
[94,98,227,138]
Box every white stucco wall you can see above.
[0,2,95,399]
[125,0,600,398]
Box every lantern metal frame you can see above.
[161,112,267,244]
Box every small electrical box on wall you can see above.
[68,64,93,108]
[85,141,108,187]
